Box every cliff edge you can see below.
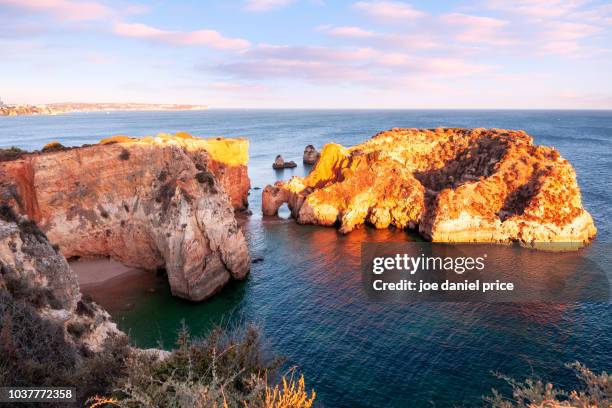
[262,128,596,247]
[0,133,251,301]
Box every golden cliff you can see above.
[0,133,251,301]
[263,128,596,247]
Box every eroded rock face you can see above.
[262,128,596,247]
[0,133,251,301]
[0,208,121,352]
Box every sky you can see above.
[1,0,612,109]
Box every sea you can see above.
[1,110,610,407]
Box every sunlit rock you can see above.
[262,128,596,248]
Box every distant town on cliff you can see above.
[0,97,208,116]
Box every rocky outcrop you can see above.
[273,155,297,169]
[0,133,251,301]
[262,128,596,247]
[303,145,320,165]
[0,207,121,352]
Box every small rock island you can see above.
[273,154,297,169]
[263,128,596,247]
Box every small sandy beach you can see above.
[70,258,163,312]
[70,257,145,287]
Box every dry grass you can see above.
[255,375,316,408]
[88,374,315,408]
[485,362,611,408]
[0,287,129,406]
[85,323,315,408]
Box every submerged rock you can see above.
[273,155,297,169]
[262,128,596,248]
[303,145,320,165]
[0,132,251,301]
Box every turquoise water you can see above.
[1,110,610,407]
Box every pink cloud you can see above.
[210,59,372,82]
[318,25,442,51]
[439,13,513,45]
[0,0,111,21]
[244,0,295,12]
[541,21,600,41]
[209,82,269,93]
[353,1,425,21]
[244,44,379,62]
[84,52,115,65]
[207,43,376,83]
[537,39,610,58]
[374,53,492,76]
[317,25,377,39]
[113,22,250,50]
[124,4,150,15]
[416,57,492,76]
[572,3,612,24]
[542,40,579,53]
[485,0,585,19]
[481,1,611,57]
[206,42,492,87]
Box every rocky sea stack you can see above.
[303,145,320,165]
[262,128,596,247]
[0,132,251,301]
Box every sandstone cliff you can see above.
[263,128,596,247]
[0,133,251,301]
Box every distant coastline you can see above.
[0,102,208,116]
